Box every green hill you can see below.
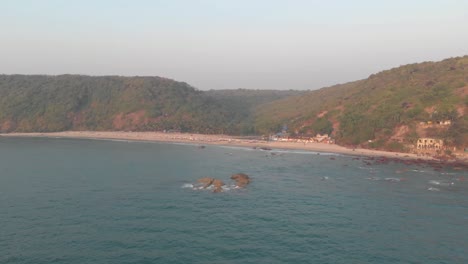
[0,75,301,135]
[0,75,233,133]
[255,56,468,151]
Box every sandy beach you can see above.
[3,131,465,164]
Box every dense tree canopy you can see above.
[0,75,300,135]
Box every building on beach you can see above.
[416,138,443,150]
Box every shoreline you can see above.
[1,131,467,165]
[0,131,468,167]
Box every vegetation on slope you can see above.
[0,75,302,135]
[205,89,304,134]
[255,56,468,150]
[0,75,232,133]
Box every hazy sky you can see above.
[2,0,468,90]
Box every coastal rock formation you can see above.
[197,177,214,188]
[212,179,225,193]
[197,177,225,192]
[194,173,251,192]
[231,173,251,187]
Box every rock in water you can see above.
[195,175,248,192]
[197,177,214,188]
[212,179,225,193]
[212,179,225,188]
[230,173,251,187]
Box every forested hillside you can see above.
[255,56,468,150]
[0,75,300,135]
[0,75,233,133]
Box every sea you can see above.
[1,137,467,264]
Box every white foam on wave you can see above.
[429,180,440,185]
[366,177,381,181]
[427,187,440,192]
[428,180,454,187]
[366,177,413,183]
[384,177,402,182]
[182,183,240,192]
[440,172,456,175]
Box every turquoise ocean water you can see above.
[1,137,467,264]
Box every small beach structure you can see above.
[416,138,443,150]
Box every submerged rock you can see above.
[231,173,251,187]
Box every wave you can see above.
[181,183,194,189]
[428,180,454,187]
[359,166,376,170]
[384,177,403,182]
[181,183,239,192]
[365,177,404,182]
